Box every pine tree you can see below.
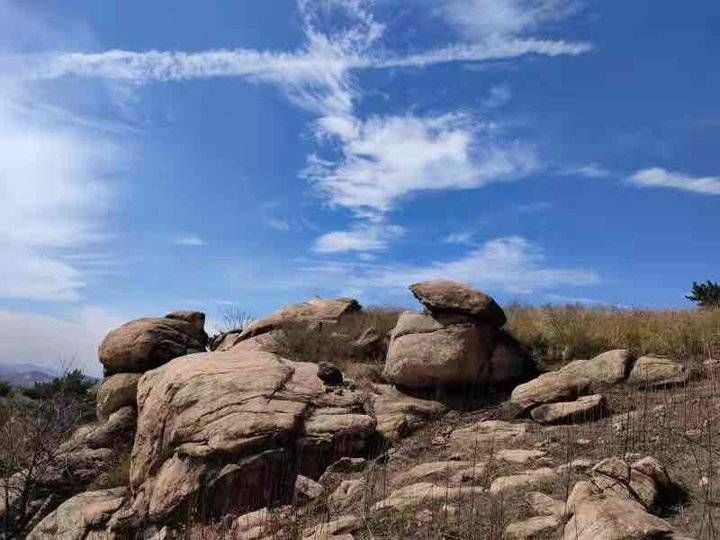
[686,280,720,309]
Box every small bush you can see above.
[0,381,11,398]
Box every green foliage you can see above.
[21,369,94,403]
[0,380,11,398]
[686,280,720,309]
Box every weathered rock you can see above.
[99,314,208,375]
[489,468,559,494]
[372,482,484,512]
[212,331,277,353]
[563,496,674,540]
[394,461,476,485]
[525,492,565,518]
[409,280,506,327]
[165,310,206,335]
[370,384,446,442]
[238,298,361,341]
[302,515,361,540]
[560,349,632,385]
[632,456,673,494]
[530,394,607,424]
[319,457,367,483]
[510,372,591,414]
[27,488,128,540]
[383,313,496,389]
[505,515,559,539]
[351,327,386,359]
[328,479,366,512]
[96,373,141,421]
[294,475,324,505]
[317,361,343,386]
[130,349,376,523]
[627,356,689,388]
[450,421,529,453]
[495,449,546,464]
[62,406,136,451]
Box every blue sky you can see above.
[1,0,719,374]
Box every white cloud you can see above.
[629,167,720,196]
[314,224,404,253]
[566,163,610,178]
[482,84,512,108]
[266,218,291,232]
[0,306,125,376]
[444,231,475,245]
[440,0,581,40]
[173,234,205,246]
[307,113,538,216]
[300,236,599,297]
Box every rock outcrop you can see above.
[127,348,378,524]
[237,298,361,341]
[383,280,533,390]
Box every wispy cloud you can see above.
[444,231,475,245]
[173,234,205,246]
[565,163,611,178]
[307,113,538,216]
[482,84,512,108]
[440,0,582,40]
[314,224,404,253]
[628,167,720,196]
[301,236,599,296]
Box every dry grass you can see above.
[506,305,720,366]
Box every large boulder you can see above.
[98,312,208,375]
[128,349,376,524]
[383,312,496,389]
[627,356,689,388]
[560,349,632,385]
[96,373,141,421]
[27,488,128,540]
[530,394,607,424]
[238,298,360,341]
[409,280,506,327]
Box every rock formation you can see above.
[383,280,533,390]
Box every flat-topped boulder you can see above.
[99,312,208,375]
[129,348,376,523]
[409,280,506,327]
[238,297,360,341]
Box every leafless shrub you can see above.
[0,393,86,537]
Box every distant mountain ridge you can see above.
[0,363,60,388]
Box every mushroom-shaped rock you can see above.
[129,349,376,523]
[99,313,208,375]
[409,280,506,327]
[238,297,360,340]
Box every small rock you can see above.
[559,349,632,385]
[495,449,546,464]
[489,468,559,494]
[510,372,591,413]
[317,361,343,386]
[525,491,565,518]
[328,479,366,512]
[294,475,324,505]
[302,515,361,540]
[505,515,560,539]
[530,394,607,424]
